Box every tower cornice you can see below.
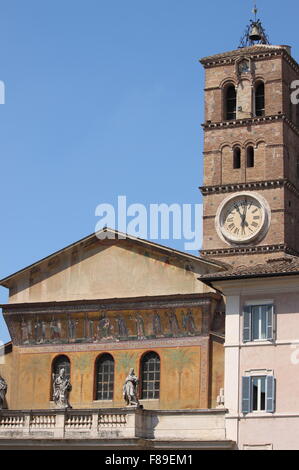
[200,45,298,71]
[199,179,299,198]
[202,114,299,138]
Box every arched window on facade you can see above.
[51,355,71,400]
[246,146,255,168]
[141,352,160,400]
[255,82,265,117]
[95,354,114,401]
[225,85,237,121]
[233,147,241,169]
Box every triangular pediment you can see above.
[1,229,226,304]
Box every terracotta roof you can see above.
[201,256,299,282]
[200,44,292,65]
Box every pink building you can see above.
[203,258,299,450]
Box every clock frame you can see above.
[215,192,271,246]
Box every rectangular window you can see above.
[243,304,274,342]
[242,375,275,414]
[252,376,266,411]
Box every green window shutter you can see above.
[243,306,252,343]
[242,376,251,414]
[266,375,276,413]
[267,305,274,341]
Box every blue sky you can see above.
[0,0,298,342]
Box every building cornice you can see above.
[202,114,299,137]
[1,292,221,316]
[199,178,299,198]
[200,46,299,74]
[200,244,299,259]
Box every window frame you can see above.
[242,373,276,415]
[252,376,266,412]
[224,84,237,121]
[233,146,241,169]
[140,351,161,401]
[94,353,115,402]
[243,302,274,343]
[246,145,255,168]
[255,82,265,117]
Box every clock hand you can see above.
[235,205,244,222]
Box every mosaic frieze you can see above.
[7,307,203,346]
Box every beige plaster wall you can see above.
[7,241,213,304]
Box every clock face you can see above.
[218,195,268,244]
[238,60,250,73]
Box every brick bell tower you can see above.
[199,9,299,267]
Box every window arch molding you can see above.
[140,351,161,400]
[94,353,115,401]
[51,354,71,401]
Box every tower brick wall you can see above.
[200,45,299,266]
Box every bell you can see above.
[249,23,262,42]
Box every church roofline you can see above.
[0,228,228,288]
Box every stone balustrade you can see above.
[0,408,234,449]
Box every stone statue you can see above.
[0,375,7,410]
[123,369,139,406]
[52,368,72,409]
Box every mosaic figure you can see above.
[153,312,163,337]
[117,315,128,338]
[97,314,114,341]
[168,311,180,336]
[50,319,61,341]
[68,318,78,340]
[134,314,146,340]
[182,311,196,335]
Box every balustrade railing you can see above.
[0,408,227,442]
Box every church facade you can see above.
[0,230,232,449]
[1,13,299,450]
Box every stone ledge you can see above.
[0,408,228,443]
